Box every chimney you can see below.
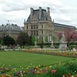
[53,19,54,23]
[39,7,42,20]
[30,8,33,19]
[24,19,25,24]
[47,7,51,20]
[47,7,50,16]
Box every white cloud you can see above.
[59,5,77,13]
[0,0,76,27]
[42,0,64,6]
[59,15,72,22]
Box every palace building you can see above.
[0,7,75,44]
[24,7,76,43]
[24,7,54,43]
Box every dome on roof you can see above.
[0,24,23,32]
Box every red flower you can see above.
[51,70,56,74]
[68,74,72,77]
[44,69,48,73]
[18,72,20,74]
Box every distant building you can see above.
[0,23,23,40]
[24,7,54,43]
[54,23,76,32]
[53,23,76,43]
[24,7,76,43]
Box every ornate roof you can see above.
[27,9,49,22]
[0,24,23,32]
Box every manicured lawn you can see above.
[0,51,73,68]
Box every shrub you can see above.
[2,35,15,46]
[69,45,76,50]
[64,61,77,74]
[50,65,71,77]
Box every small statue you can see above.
[34,41,37,47]
[59,33,67,51]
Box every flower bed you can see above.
[0,59,77,77]
[24,49,77,58]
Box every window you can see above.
[36,25,38,29]
[37,31,38,35]
[34,31,35,35]
[34,25,35,29]
[42,30,43,34]
[27,26,28,29]
[42,25,43,29]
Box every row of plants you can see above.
[0,59,77,77]
[24,49,77,58]
[0,32,32,47]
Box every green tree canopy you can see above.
[2,35,15,46]
[16,32,32,46]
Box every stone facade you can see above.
[0,23,23,40]
[24,7,54,43]
[24,7,76,43]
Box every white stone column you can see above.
[48,36,50,42]
[49,35,51,42]
[39,7,42,20]
[34,36,37,47]
[30,8,33,19]
[43,36,45,43]
[50,40,54,48]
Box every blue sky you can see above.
[0,0,77,27]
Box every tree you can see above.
[16,32,32,46]
[31,36,35,44]
[56,31,62,40]
[0,37,3,45]
[2,35,15,46]
[64,28,77,41]
[57,28,77,46]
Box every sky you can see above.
[0,0,77,27]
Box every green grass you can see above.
[0,51,73,68]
